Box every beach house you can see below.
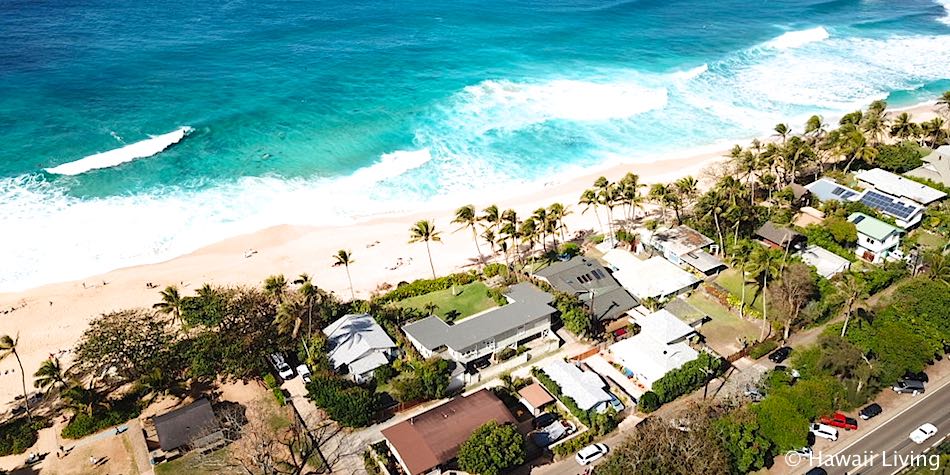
[755,221,806,252]
[854,168,946,206]
[649,225,725,276]
[402,283,556,369]
[800,245,851,278]
[532,256,637,322]
[602,250,701,301]
[323,313,397,383]
[608,309,699,390]
[541,359,613,414]
[908,145,950,187]
[849,212,903,263]
[806,172,937,228]
[381,389,517,475]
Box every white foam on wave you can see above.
[45,126,193,176]
[937,0,950,25]
[671,64,708,81]
[345,148,432,185]
[458,78,668,130]
[762,26,830,49]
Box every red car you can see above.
[820,412,858,431]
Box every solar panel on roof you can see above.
[852,215,865,224]
[859,190,918,220]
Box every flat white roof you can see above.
[609,334,698,385]
[631,309,696,345]
[855,168,946,205]
[800,245,851,279]
[541,359,611,411]
[604,251,699,299]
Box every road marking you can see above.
[827,376,950,460]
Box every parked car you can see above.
[269,353,294,380]
[296,364,312,384]
[789,446,812,457]
[859,403,882,420]
[820,412,858,431]
[909,423,938,444]
[769,346,792,363]
[607,393,625,412]
[805,468,828,475]
[809,423,839,441]
[892,379,925,395]
[531,420,576,447]
[903,371,929,383]
[575,443,608,465]
[533,412,558,429]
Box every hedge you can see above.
[307,373,378,428]
[748,340,778,360]
[375,273,479,303]
[0,417,46,456]
[62,392,144,439]
[531,368,591,427]
[637,391,660,413]
[651,352,724,404]
[552,431,594,457]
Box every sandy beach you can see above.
[0,102,940,407]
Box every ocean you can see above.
[1,0,949,291]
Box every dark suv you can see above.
[859,403,882,420]
[768,346,792,363]
[892,379,925,395]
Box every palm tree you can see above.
[532,207,549,252]
[749,247,782,340]
[579,189,604,235]
[837,273,868,338]
[294,272,321,341]
[547,202,571,244]
[34,357,68,394]
[275,297,306,339]
[519,217,540,260]
[152,285,184,328]
[481,228,497,260]
[1,334,31,421]
[453,204,485,266]
[263,274,289,304]
[423,302,439,316]
[594,177,617,244]
[726,242,754,319]
[333,249,356,300]
[889,112,918,140]
[925,251,950,286]
[480,204,501,236]
[409,219,442,278]
[841,129,877,173]
[674,176,699,208]
[773,123,791,144]
[61,384,107,417]
[648,183,672,223]
[937,90,950,119]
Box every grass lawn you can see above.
[155,449,244,475]
[914,230,947,250]
[398,281,497,321]
[714,269,765,313]
[685,293,763,356]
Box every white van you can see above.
[810,423,839,441]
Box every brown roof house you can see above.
[381,389,517,475]
[517,382,555,416]
[152,399,224,456]
[755,221,806,252]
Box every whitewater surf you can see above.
[45,126,193,176]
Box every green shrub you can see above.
[362,449,381,475]
[652,352,724,404]
[263,373,286,405]
[482,263,508,279]
[376,273,479,303]
[559,242,581,258]
[496,347,517,361]
[374,364,396,384]
[748,340,778,360]
[637,391,661,413]
[552,431,594,457]
[874,142,925,173]
[486,286,508,306]
[62,392,144,439]
[0,417,46,456]
[307,373,378,428]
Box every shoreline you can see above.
[0,101,941,406]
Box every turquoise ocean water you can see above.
[2,0,950,291]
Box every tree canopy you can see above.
[456,421,526,475]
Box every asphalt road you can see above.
[794,378,950,475]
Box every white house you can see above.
[854,168,946,206]
[402,283,556,368]
[849,212,903,264]
[602,250,700,301]
[608,309,700,390]
[800,245,851,279]
[541,359,613,413]
[649,225,725,276]
[324,313,397,383]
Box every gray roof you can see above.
[678,249,725,274]
[908,145,950,186]
[323,313,396,371]
[533,257,636,321]
[805,178,859,202]
[756,221,805,247]
[154,398,219,452]
[505,282,555,305]
[403,284,556,352]
[651,226,714,256]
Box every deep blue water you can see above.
[1,0,949,290]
